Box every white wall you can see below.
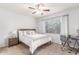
[69,8,79,35]
[0,8,36,47]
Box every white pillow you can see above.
[19,31,24,36]
[24,31,30,35]
[29,31,35,35]
[19,31,35,36]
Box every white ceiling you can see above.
[0,3,79,18]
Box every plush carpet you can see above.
[0,43,78,55]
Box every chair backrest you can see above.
[68,35,71,38]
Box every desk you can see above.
[63,35,79,54]
[70,36,79,54]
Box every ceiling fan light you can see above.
[39,6,44,10]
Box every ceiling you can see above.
[0,3,79,18]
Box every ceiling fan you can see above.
[28,3,50,15]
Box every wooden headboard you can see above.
[17,29,36,31]
[17,29,36,41]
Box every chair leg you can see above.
[63,38,69,47]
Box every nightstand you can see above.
[8,37,19,47]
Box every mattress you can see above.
[26,34,48,41]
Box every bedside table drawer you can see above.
[9,38,19,47]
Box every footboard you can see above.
[30,36,52,54]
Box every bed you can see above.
[17,29,52,54]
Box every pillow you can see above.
[29,31,35,35]
[24,31,30,35]
[19,31,24,36]
[24,31,35,35]
[19,31,35,36]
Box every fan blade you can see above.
[28,7,35,9]
[43,9,50,11]
[32,11,36,14]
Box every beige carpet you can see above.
[0,43,78,55]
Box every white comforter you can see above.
[19,33,52,54]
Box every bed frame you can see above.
[17,29,51,54]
